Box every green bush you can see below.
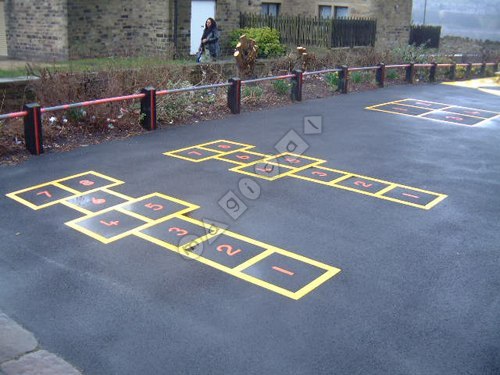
[351,72,363,84]
[386,69,399,80]
[230,27,286,58]
[272,79,291,96]
[243,85,264,98]
[324,72,339,90]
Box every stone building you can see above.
[0,0,412,61]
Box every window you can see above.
[261,3,280,16]
[334,6,349,18]
[319,6,332,19]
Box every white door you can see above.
[191,0,216,55]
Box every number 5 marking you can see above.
[216,244,242,256]
[145,202,164,211]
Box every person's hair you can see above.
[205,18,217,29]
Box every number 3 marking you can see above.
[169,227,188,236]
[216,244,242,256]
[312,171,327,177]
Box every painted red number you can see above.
[92,197,106,205]
[79,180,95,186]
[285,157,301,164]
[402,193,420,199]
[272,266,295,276]
[100,220,119,227]
[145,202,164,211]
[354,180,373,188]
[393,107,407,112]
[36,190,52,198]
[236,154,250,160]
[446,115,463,121]
[256,165,274,173]
[465,111,479,115]
[188,151,202,156]
[216,244,242,256]
[218,144,232,149]
[312,171,328,177]
[169,227,188,236]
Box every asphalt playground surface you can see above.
[0,81,499,374]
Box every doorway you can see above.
[190,0,216,55]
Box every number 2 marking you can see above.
[169,227,188,236]
[354,180,373,188]
[216,244,242,256]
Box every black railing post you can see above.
[23,103,43,155]
[449,63,457,80]
[338,65,349,93]
[291,69,303,102]
[140,86,157,131]
[228,78,241,114]
[405,63,415,84]
[376,63,386,88]
[429,63,437,83]
[465,63,472,79]
[480,63,486,77]
[494,63,499,75]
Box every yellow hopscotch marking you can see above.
[163,141,448,210]
[5,171,125,210]
[7,170,341,300]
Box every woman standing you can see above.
[198,18,220,62]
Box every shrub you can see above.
[230,27,286,58]
[324,72,339,91]
[386,69,399,80]
[242,85,264,98]
[272,79,291,96]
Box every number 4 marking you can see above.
[36,190,52,198]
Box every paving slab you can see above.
[0,313,38,363]
[1,350,81,375]
[0,81,499,374]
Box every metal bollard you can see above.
[405,63,415,84]
[339,65,349,94]
[376,63,386,88]
[227,78,241,114]
[429,63,437,83]
[291,69,303,102]
[140,87,157,131]
[23,103,43,155]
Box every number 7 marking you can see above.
[36,190,52,198]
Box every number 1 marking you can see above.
[188,150,202,156]
[402,193,420,199]
[272,266,294,276]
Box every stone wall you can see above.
[5,0,69,61]
[236,0,412,50]
[67,0,172,59]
